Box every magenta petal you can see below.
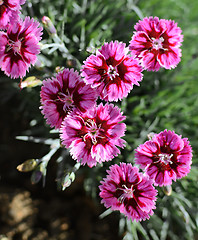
[141,50,161,71]
[157,47,181,69]
[146,164,158,180]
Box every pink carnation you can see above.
[60,103,126,167]
[129,17,183,71]
[81,40,143,102]
[0,16,42,79]
[0,0,26,29]
[99,163,157,221]
[40,68,97,129]
[135,130,192,186]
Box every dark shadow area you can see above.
[0,76,121,240]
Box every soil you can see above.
[0,182,120,240]
[0,77,122,240]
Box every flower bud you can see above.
[62,172,76,190]
[34,58,44,70]
[163,185,172,196]
[42,16,56,35]
[20,76,42,89]
[17,159,38,172]
[147,132,155,140]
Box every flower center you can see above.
[151,37,164,50]
[158,153,173,165]
[57,91,74,112]
[0,0,4,5]
[118,184,135,203]
[6,39,23,55]
[83,119,101,145]
[107,65,119,80]
[82,119,105,145]
[12,41,22,53]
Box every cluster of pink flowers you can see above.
[39,16,192,222]
[40,40,141,167]
[0,0,43,79]
[1,8,191,222]
[99,130,192,222]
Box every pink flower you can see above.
[129,17,183,71]
[99,163,157,221]
[0,16,42,79]
[81,41,143,102]
[0,0,26,29]
[40,68,97,129]
[135,130,192,186]
[60,103,126,167]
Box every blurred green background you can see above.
[1,0,198,239]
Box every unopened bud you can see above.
[66,59,77,67]
[55,66,64,73]
[20,76,42,89]
[86,46,96,54]
[17,159,38,172]
[163,185,172,196]
[34,58,44,70]
[62,172,76,190]
[31,170,43,184]
[42,16,56,35]
[147,132,155,140]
